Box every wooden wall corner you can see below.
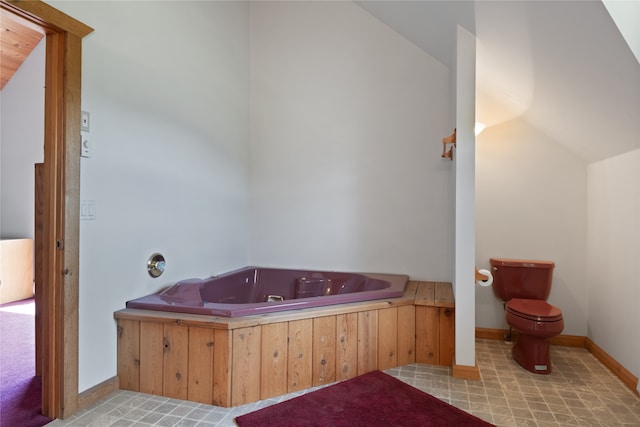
[451,358,481,381]
[77,376,119,411]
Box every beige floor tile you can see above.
[48,339,640,427]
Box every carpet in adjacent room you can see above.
[0,299,52,427]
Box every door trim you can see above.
[1,0,92,419]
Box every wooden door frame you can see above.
[1,0,92,419]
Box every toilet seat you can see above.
[507,298,563,322]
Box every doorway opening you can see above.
[0,0,93,420]
[0,13,45,423]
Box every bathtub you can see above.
[126,267,407,317]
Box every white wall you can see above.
[48,1,251,392]
[31,0,636,396]
[0,39,45,239]
[45,0,455,394]
[453,25,476,367]
[475,119,588,336]
[249,1,453,279]
[587,149,640,385]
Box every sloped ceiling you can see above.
[0,8,44,91]
[358,1,640,163]
[3,1,637,163]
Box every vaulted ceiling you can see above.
[0,8,44,91]
[358,1,640,163]
[3,2,638,163]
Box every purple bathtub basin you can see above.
[126,267,408,317]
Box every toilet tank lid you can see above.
[490,258,555,269]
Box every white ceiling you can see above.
[357,1,640,163]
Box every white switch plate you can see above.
[81,134,91,158]
[81,110,90,132]
[80,200,96,221]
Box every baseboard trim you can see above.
[452,357,481,381]
[475,327,586,347]
[550,334,586,347]
[475,327,507,341]
[585,338,639,393]
[78,376,120,411]
[476,327,638,395]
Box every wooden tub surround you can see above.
[115,279,455,408]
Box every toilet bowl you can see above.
[490,258,564,375]
[506,298,564,374]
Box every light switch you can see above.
[81,111,90,132]
[80,200,96,221]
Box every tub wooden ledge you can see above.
[114,277,455,407]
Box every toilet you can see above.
[490,258,564,374]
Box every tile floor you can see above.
[47,339,640,427]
